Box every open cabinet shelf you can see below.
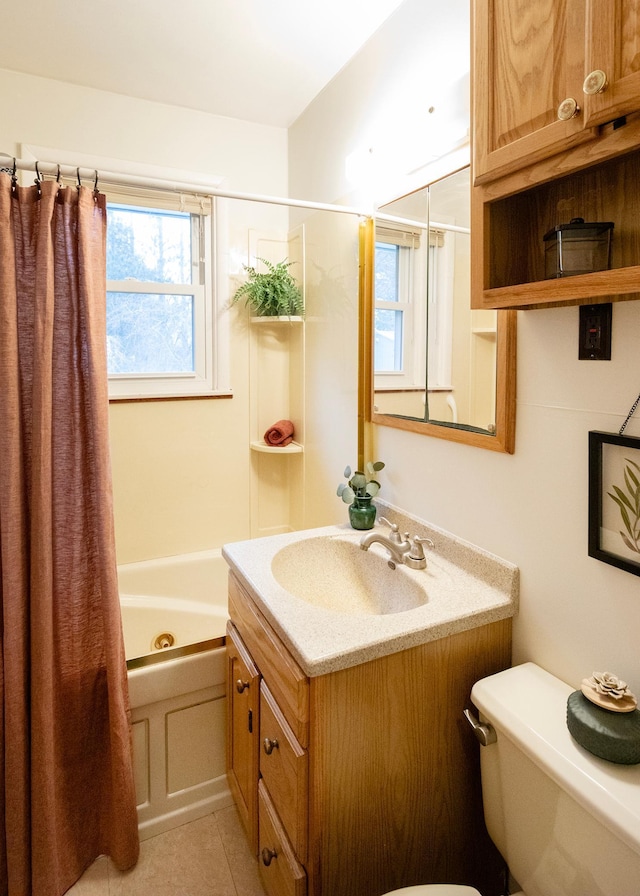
[473,138,640,309]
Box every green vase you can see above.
[348,495,377,530]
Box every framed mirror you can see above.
[363,165,516,453]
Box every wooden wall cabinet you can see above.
[473,0,640,185]
[472,0,640,309]
[226,571,512,896]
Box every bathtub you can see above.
[119,549,233,840]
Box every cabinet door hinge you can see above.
[248,708,253,734]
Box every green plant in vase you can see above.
[337,461,385,530]
[230,257,304,318]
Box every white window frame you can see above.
[105,195,215,399]
[374,226,427,392]
[22,145,231,401]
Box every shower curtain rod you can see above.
[0,152,370,217]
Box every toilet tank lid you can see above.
[471,662,640,860]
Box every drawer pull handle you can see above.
[261,847,277,866]
[236,679,249,694]
[263,736,279,755]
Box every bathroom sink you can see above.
[271,535,428,615]
[224,517,518,675]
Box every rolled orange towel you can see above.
[263,419,295,446]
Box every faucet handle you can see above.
[409,536,435,560]
[379,517,402,543]
[402,535,434,570]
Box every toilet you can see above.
[383,662,640,896]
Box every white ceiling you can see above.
[2,0,406,128]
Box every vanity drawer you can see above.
[229,572,309,747]
[258,779,307,896]
[260,682,308,861]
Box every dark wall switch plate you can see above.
[579,303,612,360]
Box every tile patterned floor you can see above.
[67,807,266,896]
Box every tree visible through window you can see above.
[106,205,197,375]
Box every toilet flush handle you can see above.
[464,708,497,746]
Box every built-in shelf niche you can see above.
[248,229,306,539]
[480,146,640,309]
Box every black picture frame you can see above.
[588,430,640,576]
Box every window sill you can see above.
[109,391,233,403]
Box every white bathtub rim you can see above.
[120,593,226,614]
[118,547,223,572]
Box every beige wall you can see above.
[289,0,640,696]
[1,67,359,563]
[0,67,288,563]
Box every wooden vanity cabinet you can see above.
[227,571,512,896]
[471,1,640,309]
[473,0,640,185]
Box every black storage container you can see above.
[544,217,613,278]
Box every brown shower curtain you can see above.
[0,173,139,895]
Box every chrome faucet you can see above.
[360,517,434,569]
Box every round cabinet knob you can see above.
[235,679,249,694]
[557,97,581,121]
[583,69,608,96]
[263,736,279,755]
[261,847,277,867]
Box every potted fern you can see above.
[231,257,304,318]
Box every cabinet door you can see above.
[583,0,640,126]
[226,623,260,854]
[473,0,596,183]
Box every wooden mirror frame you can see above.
[360,217,517,454]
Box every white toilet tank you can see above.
[471,663,640,896]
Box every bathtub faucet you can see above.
[359,517,434,569]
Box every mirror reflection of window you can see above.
[373,166,498,433]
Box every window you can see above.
[21,146,231,399]
[105,187,221,399]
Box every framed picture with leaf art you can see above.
[589,430,640,576]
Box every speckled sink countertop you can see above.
[222,501,519,676]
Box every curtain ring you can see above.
[56,163,62,183]
[34,162,42,197]
[93,169,99,193]
[76,167,82,190]
[11,157,17,195]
